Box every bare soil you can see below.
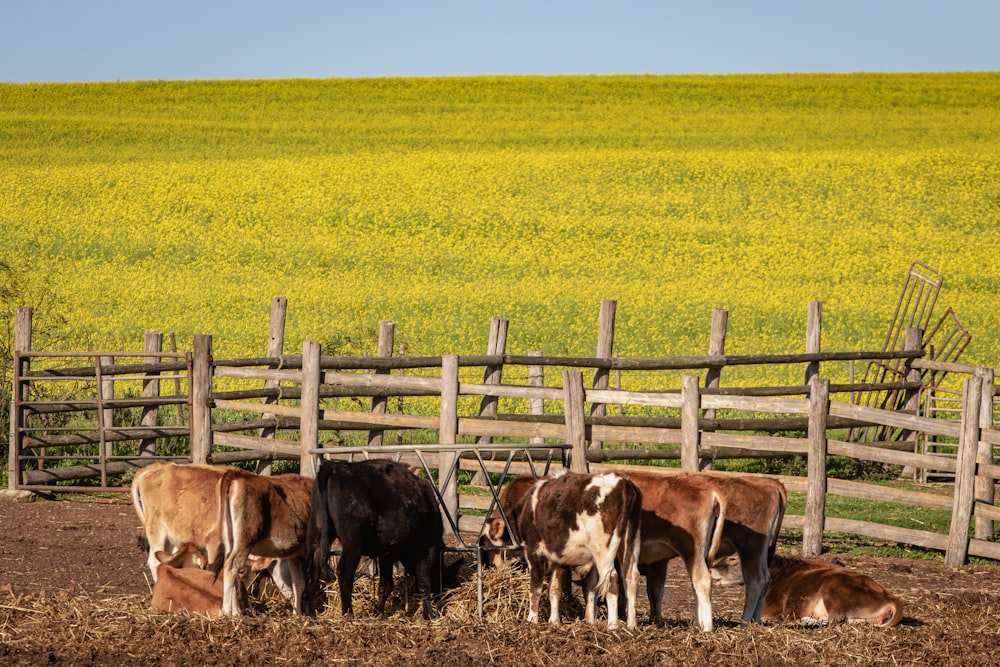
[3,493,1000,666]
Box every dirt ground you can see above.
[3,493,1000,666]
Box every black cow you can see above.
[302,458,451,619]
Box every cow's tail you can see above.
[603,480,642,601]
[210,469,237,579]
[302,462,334,616]
[704,488,727,567]
[766,484,788,563]
[130,471,150,554]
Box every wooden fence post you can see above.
[190,334,213,465]
[528,351,544,445]
[804,301,822,384]
[367,319,395,447]
[563,370,589,472]
[681,374,701,472]
[703,308,728,412]
[476,316,508,444]
[439,355,460,521]
[258,296,287,474]
[975,367,996,540]
[99,355,114,464]
[8,307,32,490]
[299,340,321,478]
[139,330,162,457]
[803,376,829,556]
[946,376,983,568]
[590,299,616,449]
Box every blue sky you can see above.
[2,0,998,83]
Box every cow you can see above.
[691,472,787,623]
[131,461,231,582]
[712,554,903,626]
[607,470,728,631]
[150,543,232,616]
[213,468,313,616]
[485,470,725,631]
[302,458,452,620]
[511,470,642,630]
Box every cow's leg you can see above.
[266,558,296,602]
[284,558,306,614]
[643,560,668,626]
[410,551,437,620]
[336,547,363,616]
[547,566,564,625]
[684,555,714,632]
[604,564,620,630]
[622,552,639,631]
[582,565,599,624]
[375,555,395,615]
[525,557,547,624]
[742,545,770,623]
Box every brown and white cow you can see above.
[213,468,313,616]
[692,472,786,623]
[511,470,642,630]
[712,554,903,626]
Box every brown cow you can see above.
[712,554,903,626]
[610,470,727,631]
[501,470,643,630]
[214,468,313,616]
[151,543,231,616]
[131,462,232,581]
[692,472,786,623]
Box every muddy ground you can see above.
[3,493,1000,666]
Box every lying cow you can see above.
[487,471,725,631]
[512,470,642,630]
[214,468,313,616]
[712,553,904,626]
[302,458,453,619]
[151,543,233,616]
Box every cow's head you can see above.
[710,552,744,586]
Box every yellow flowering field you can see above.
[2,74,998,388]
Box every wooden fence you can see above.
[6,301,999,567]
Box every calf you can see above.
[214,469,313,616]
[151,543,231,616]
[693,472,786,623]
[613,471,727,631]
[302,458,450,619]
[514,470,642,630]
[713,554,903,626]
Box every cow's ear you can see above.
[489,518,506,541]
[154,551,171,564]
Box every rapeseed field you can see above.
[2,74,998,388]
